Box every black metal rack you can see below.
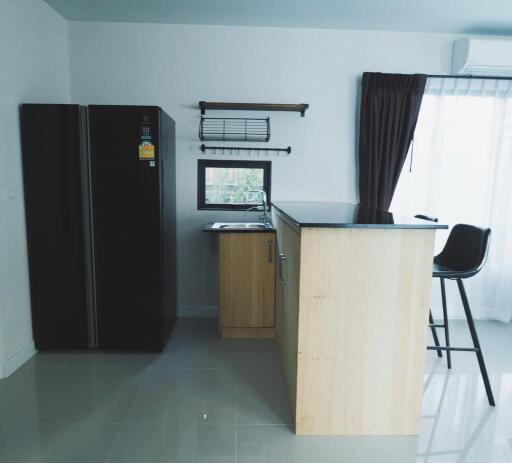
[200,144,291,156]
[199,117,270,142]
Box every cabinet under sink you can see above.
[217,232,276,338]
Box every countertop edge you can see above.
[271,202,449,230]
[299,223,448,229]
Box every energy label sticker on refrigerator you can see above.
[139,141,155,160]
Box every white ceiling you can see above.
[44,0,512,35]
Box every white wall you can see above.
[69,22,457,316]
[0,0,71,378]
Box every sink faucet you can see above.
[247,190,269,224]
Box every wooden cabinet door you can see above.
[275,238,286,337]
[274,216,288,359]
[273,214,300,416]
[219,232,276,328]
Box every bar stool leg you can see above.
[457,278,495,407]
[440,278,451,369]
[429,310,442,357]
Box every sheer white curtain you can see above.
[391,77,512,322]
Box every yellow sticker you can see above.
[139,141,155,160]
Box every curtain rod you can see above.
[427,74,512,81]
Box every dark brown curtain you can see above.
[358,72,427,211]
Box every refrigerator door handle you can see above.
[60,134,72,233]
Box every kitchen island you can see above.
[271,201,447,436]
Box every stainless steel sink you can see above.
[211,222,273,230]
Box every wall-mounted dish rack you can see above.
[199,117,270,142]
[200,144,291,156]
[197,100,308,157]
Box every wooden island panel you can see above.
[272,207,437,436]
[296,227,435,435]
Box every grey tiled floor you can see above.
[0,318,511,462]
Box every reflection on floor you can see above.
[0,318,510,462]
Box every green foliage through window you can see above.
[198,160,271,210]
[205,167,264,205]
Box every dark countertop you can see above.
[272,201,448,229]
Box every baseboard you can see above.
[0,339,36,379]
[177,305,218,318]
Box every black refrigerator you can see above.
[20,104,176,351]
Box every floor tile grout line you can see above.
[21,420,295,427]
[20,421,295,427]
[103,367,152,463]
[61,366,162,371]
[103,425,123,463]
[64,353,78,367]
[149,367,228,370]
[22,422,126,426]
[122,368,152,420]
[351,436,367,463]
[29,365,67,396]
[235,423,291,426]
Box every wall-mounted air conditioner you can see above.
[453,38,512,77]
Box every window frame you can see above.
[197,159,272,211]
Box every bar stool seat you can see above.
[432,262,470,278]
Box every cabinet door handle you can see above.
[279,253,287,285]
[267,239,273,263]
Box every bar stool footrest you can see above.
[427,346,480,352]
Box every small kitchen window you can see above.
[197,159,271,210]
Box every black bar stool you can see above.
[422,220,495,406]
[415,216,495,406]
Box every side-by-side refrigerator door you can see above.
[88,106,161,350]
[20,104,90,349]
